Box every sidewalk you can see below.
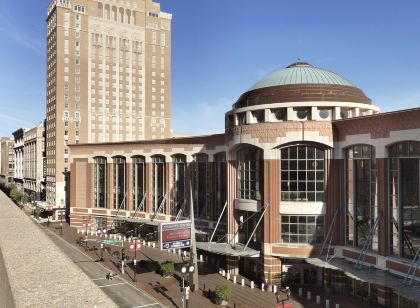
[40,220,380,308]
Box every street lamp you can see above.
[181,264,195,308]
[100,243,104,261]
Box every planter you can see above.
[215,298,229,306]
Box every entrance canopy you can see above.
[306,257,420,303]
[196,242,260,257]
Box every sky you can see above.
[1,0,420,137]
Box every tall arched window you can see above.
[113,157,126,209]
[94,157,107,208]
[193,153,209,218]
[389,141,420,259]
[152,155,166,213]
[237,146,263,200]
[172,154,186,215]
[281,145,325,202]
[132,156,145,211]
[345,144,377,251]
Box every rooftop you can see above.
[249,61,354,91]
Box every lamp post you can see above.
[100,243,104,261]
[181,264,195,308]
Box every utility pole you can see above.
[188,187,199,291]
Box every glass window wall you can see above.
[345,144,378,251]
[389,141,420,259]
[94,157,107,208]
[152,155,166,213]
[132,156,145,211]
[113,157,126,209]
[237,147,263,200]
[281,145,325,202]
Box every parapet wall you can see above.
[0,191,116,308]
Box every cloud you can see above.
[172,97,233,136]
[0,114,33,137]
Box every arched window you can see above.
[345,144,377,251]
[389,141,420,259]
[113,157,126,209]
[281,145,324,202]
[172,154,186,215]
[132,156,145,211]
[237,146,263,200]
[94,157,107,208]
[193,153,209,218]
[97,3,103,18]
[152,155,166,213]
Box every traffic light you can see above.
[121,248,126,261]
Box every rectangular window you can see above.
[281,215,324,244]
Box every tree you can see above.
[9,184,23,205]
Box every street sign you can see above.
[159,221,191,250]
[162,239,191,250]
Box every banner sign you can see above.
[159,221,191,250]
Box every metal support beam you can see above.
[243,203,269,251]
[319,207,339,260]
[132,193,146,219]
[209,201,227,243]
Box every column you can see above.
[263,255,282,284]
[377,158,388,256]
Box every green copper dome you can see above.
[249,61,354,91]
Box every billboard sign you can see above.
[159,221,191,250]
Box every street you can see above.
[38,222,165,308]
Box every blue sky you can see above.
[1,0,420,137]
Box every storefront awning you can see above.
[306,257,420,303]
[196,242,260,257]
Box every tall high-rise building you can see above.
[45,0,172,207]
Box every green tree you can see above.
[9,184,23,204]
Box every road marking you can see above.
[91,277,107,281]
[99,282,127,288]
[132,304,161,308]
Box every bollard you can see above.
[250,281,254,289]
[152,243,155,248]
[316,295,321,304]
[326,299,330,308]
[178,249,182,255]
[307,291,311,301]
[226,273,230,280]
[77,229,80,234]
[241,278,245,286]
[183,251,187,257]
[299,288,302,296]
[142,240,146,245]
[261,283,265,291]
[199,255,203,262]
[233,276,236,284]
[273,285,277,293]
[335,305,339,308]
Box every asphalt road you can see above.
[39,223,165,308]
